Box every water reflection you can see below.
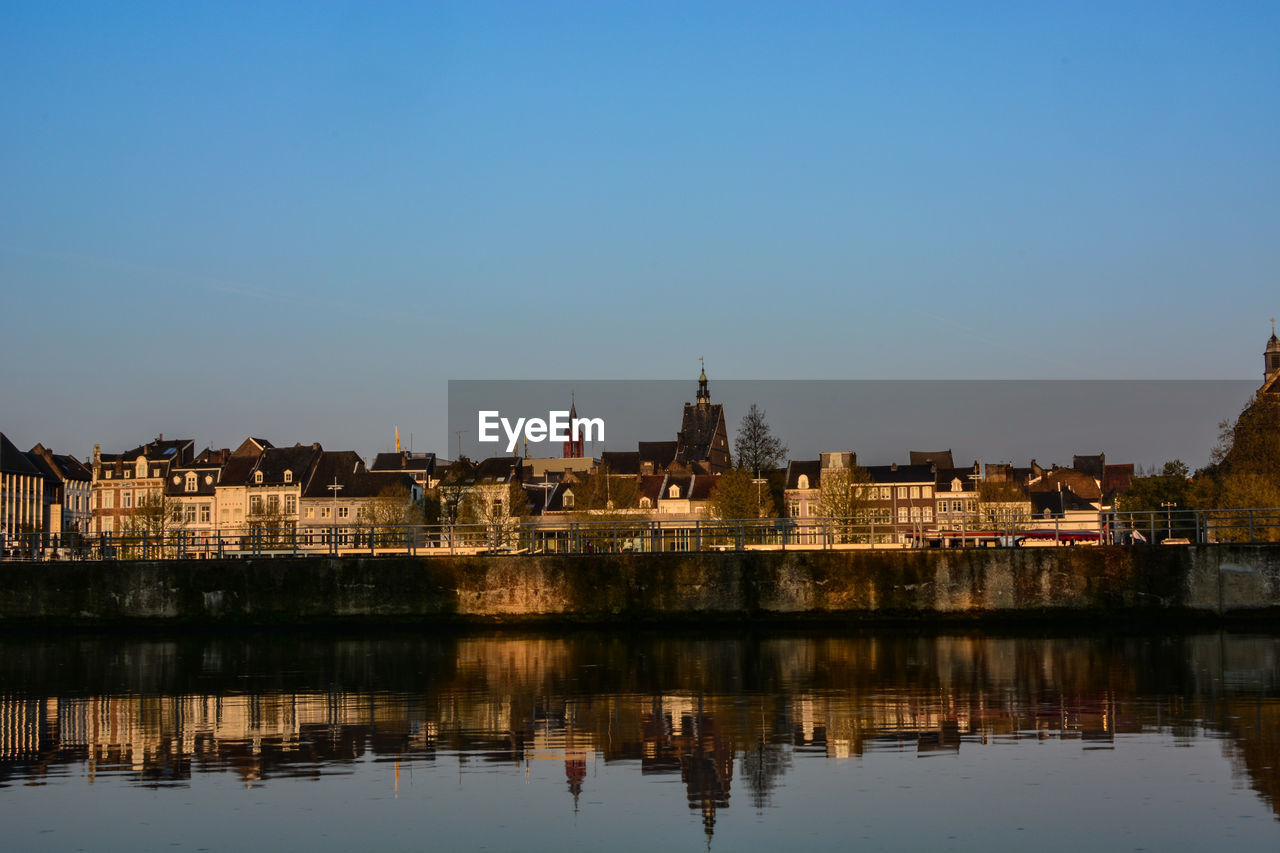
[1,632,1278,841]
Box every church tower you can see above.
[563,394,585,458]
[696,359,710,409]
[1266,319,1280,380]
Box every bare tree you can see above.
[735,404,787,479]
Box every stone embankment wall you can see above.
[1,546,1278,626]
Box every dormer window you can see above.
[562,490,574,509]
[104,470,113,479]
[185,473,198,493]
[951,478,963,492]
[254,471,263,484]
[136,458,147,478]
[284,470,293,484]
[797,474,810,490]
[640,497,652,509]
[668,485,681,499]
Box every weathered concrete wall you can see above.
[1,545,1278,626]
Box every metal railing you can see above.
[3,509,1280,561]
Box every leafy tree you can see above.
[565,462,639,516]
[735,404,787,478]
[817,464,872,542]
[709,466,775,520]
[1116,460,1191,513]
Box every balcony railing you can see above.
[2,508,1279,560]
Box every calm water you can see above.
[1,630,1278,852]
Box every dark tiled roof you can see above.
[910,450,954,469]
[785,460,821,490]
[252,445,323,487]
[865,464,936,484]
[473,456,521,483]
[193,447,230,466]
[637,474,666,506]
[301,451,367,498]
[370,451,436,474]
[936,466,980,492]
[219,455,259,486]
[120,439,194,465]
[1031,468,1101,501]
[600,451,640,475]
[1031,490,1097,517]
[674,403,727,467]
[689,473,719,501]
[342,470,417,499]
[638,441,676,467]
[1,433,41,476]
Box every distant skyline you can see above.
[2,2,1277,459]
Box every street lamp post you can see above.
[328,476,343,555]
[1161,501,1177,541]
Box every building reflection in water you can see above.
[1,632,1278,834]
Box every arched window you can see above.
[797,474,810,490]
[668,485,681,499]
[254,471,263,484]
[135,457,147,479]
[562,490,574,509]
[284,470,293,484]
[640,497,652,509]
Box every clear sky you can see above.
[2,1,1277,460]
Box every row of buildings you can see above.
[6,329,1278,549]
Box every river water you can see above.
[0,630,1277,851]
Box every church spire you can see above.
[697,358,710,406]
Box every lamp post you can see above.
[1161,501,1176,541]
[328,476,343,554]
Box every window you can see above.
[337,507,349,519]
[305,507,315,519]
[122,491,132,509]
[266,495,280,514]
[136,458,147,478]
[321,507,331,519]
[788,502,799,517]
[104,470,113,479]
[797,474,809,490]
[909,486,920,499]
[152,467,161,477]
[185,473,197,492]
[284,470,292,484]
[103,517,113,532]
[639,497,652,509]
[124,469,131,478]
[285,495,297,515]
[897,487,907,499]
[250,495,263,515]
[923,507,934,522]
[184,505,197,523]
[199,505,210,524]
[910,506,921,521]
[103,491,114,509]
[254,471,263,484]
[922,486,933,499]
[668,485,681,499]
[898,507,909,522]
[562,490,574,509]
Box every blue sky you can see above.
[2,1,1278,459]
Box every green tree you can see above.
[1116,460,1191,513]
[735,404,787,478]
[709,466,775,520]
